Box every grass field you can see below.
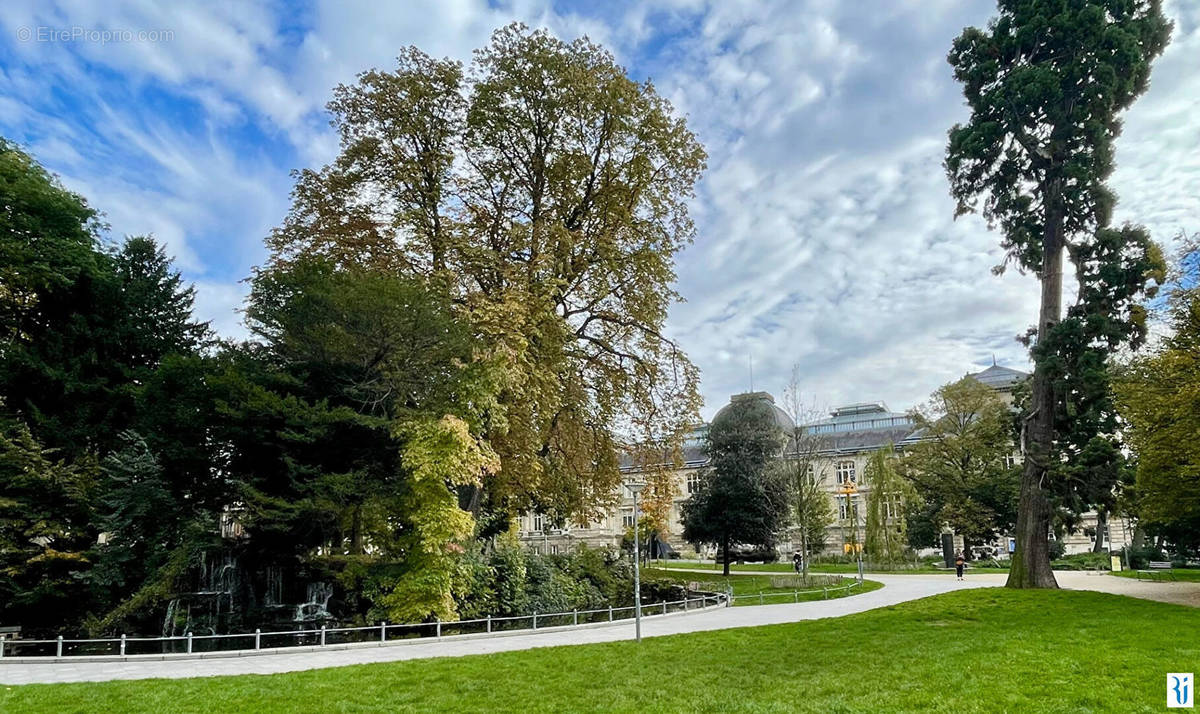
[1111,568,1200,582]
[651,560,1008,575]
[4,589,1196,713]
[643,567,884,605]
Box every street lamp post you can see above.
[626,481,646,643]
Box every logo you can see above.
[1169,673,1194,708]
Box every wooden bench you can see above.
[1135,561,1174,580]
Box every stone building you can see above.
[518,363,1127,557]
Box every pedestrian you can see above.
[954,551,965,581]
[792,551,803,574]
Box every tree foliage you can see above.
[266,24,705,525]
[945,0,1170,588]
[681,395,790,576]
[901,378,1020,548]
[864,448,915,567]
[1115,242,1200,551]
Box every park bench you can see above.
[1135,561,1174,580]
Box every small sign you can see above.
[1111,555,1122,572]
[1168,673,1193,708]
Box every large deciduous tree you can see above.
[901,378,1020,552]
[945,0,1170,587]
[1115,242,1200,552]
[681,395,790,576]
[266,24,705,527]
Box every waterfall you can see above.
[294,582,334,623]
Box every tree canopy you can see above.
[266,24,705,526]
[901,378,1020,549]
[945,0,1170,588]
[681,395,790,576]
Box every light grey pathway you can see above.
[6,570,1193,685]
[1,574,989,685]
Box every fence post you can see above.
[573,610,578,626]
[794,590,799,603]
[486,615,492,633]
[255,628,261,650]
[684,597,689,612]
[320,625,326,647]
[608,605,613,622]
[823,587,827,600]
[436,617,442,639]
[532,612,538,630]
[662,601,667,616]
[381,621,387,643]
[120,634,127,657]
[187,632,193,654]
[56,635,63,657]
[759,592,764,605]
[0,635,5,658]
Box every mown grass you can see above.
[653,560,1008,575]
[1111,568,1200,582]
[4,589,1196,713]
[643,567,883,605]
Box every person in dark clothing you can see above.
[792,551,803,574]
[954,551,965,581]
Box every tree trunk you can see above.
[1007,183,1064,589]
[1092,510,1107,553]
[722,534,731,577]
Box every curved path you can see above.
[5,570,1196,685]
[1,574,984,685]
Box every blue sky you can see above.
[2,1,1198,419]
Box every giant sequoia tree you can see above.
[267,24,705,527]
[946,1,1170,587]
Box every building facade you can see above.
[518,364,1125,557]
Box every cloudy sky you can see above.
[2,1,1197,420]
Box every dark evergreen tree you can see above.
[945,0,1171,588]
[681,396,790,576]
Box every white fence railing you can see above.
[727,578,863,606]
[0,592,726,660]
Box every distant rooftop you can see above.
[965,363,1029,391]
[802,401,912,436]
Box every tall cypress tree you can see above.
[945,1,1171,587]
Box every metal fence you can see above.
[0,592,726,660]
[728,578,863,606]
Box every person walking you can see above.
[954,551,965,581]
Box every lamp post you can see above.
[626,481,646,643]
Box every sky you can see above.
[2,0,1198,421]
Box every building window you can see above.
[838,496,858,521]
[687,472,701,494]
[884,495,903,520]
[621,510,635,529]
[1002,454,1019,469]
[836,460,856,484]
[533,513,545,532]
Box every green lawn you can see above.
[5,589,1195,713]
[653,560,1008,575]
[1110,568,1200,582]
[643,567,883,605]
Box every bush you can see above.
[1050,552,1111,570]
[1123,546,1166,570]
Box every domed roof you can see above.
[711,391,795,432]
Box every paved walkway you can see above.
[4,570,1196,685]
[1,574,985,685]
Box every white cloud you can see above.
[2,0,1197,426]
